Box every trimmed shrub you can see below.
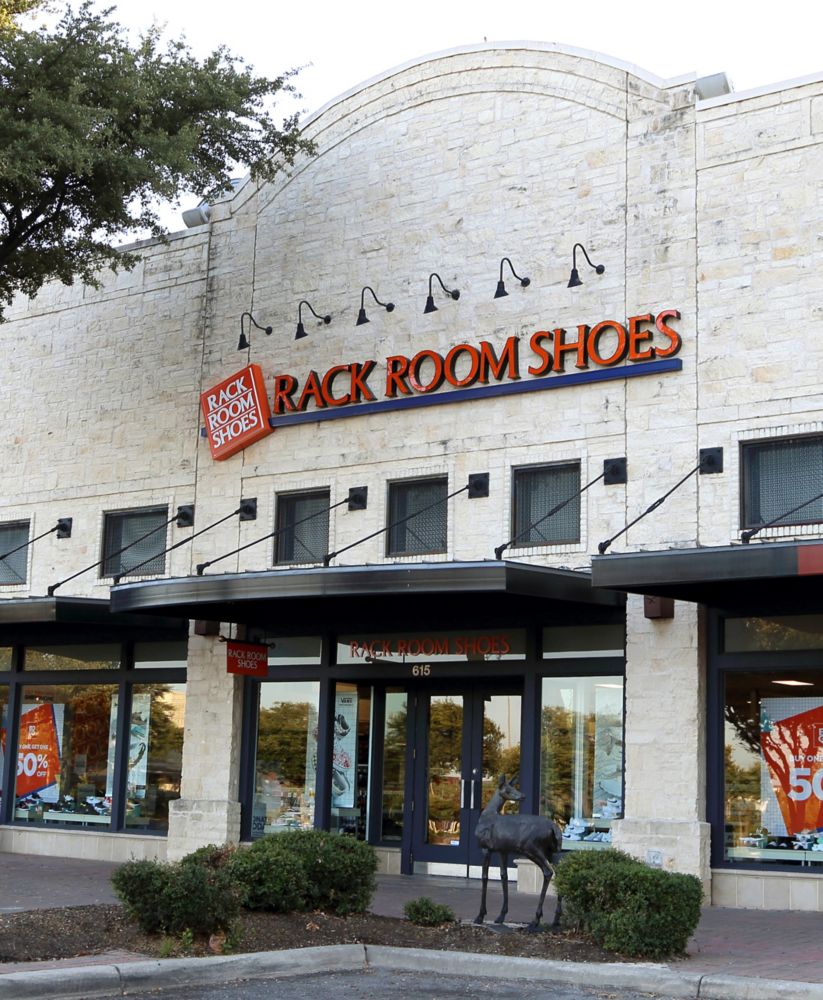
[554,849,703,959]
[111,860,170,934]
[228,837,308,912]
[180,843,238,870]
[112,858,241,936]
[404,896,456,926]
[272,829,378,915]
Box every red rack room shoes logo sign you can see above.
[200,364,273,461]
[226,640,269,677]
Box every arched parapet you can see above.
[221,42,697,221]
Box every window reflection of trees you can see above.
[257,701,311,787]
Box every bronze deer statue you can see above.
[474,773,563,931]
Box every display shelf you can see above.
[727,846,823,867]
[14,808,111,826]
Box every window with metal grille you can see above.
[387,478,447,556]
[0,521,30,585]
[275,490,330,564]
[102,507,168,578]
[512,463,581,546]
[742,436,823,529]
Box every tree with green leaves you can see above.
[0,0,44,32]
[0,3,313,318]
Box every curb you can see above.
[366,945,703,997]
[2,944,823,1000]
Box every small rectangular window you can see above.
[0,520,30,585]
[102,507,168,578]
[275,491,330,564]
[387,478,447,556]
[742,435,823,529]
[513,463,580,546]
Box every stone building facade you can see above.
[1,44,822,910]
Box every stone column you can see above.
[166,630,244,860]
[612,596,711,890]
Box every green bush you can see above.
[554,849,703,959]
[180,843,238,870]
[271,830,378,915]
[111,860,170,934]
[403,896,456,926]
[227,837,307,912]
[111,858,241,937]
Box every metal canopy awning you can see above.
[0,596,187,643]
[110,561,624,633]
[592,540,823,610]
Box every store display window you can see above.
[251,680,320,838]
[539,675,624,848]
[124,683,185,832]
[13,684,118,826]
[380,690,407,842]
[0,685,7,809]
[0,640,186,834]
[329,682,372,838]
[724,669,823,866]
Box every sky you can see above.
[40,0,823,227]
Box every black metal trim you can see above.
[112,560,624,616]
[592,540,823,602]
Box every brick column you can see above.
[166,631,244,860]
[612,596,711,890]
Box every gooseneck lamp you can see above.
[568,244,605,288]
[423,272,460,314]
[295,300,331,340]
[356,286,395,326]
[237,311,272,351]
[495,257,530,298]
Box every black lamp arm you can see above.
[298,300,331,324]
[360,286,392,310]
[572,243,599,271]
[428,272,458,298]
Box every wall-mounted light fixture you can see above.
[424,272,460,314]
[356,286,395,326]
[568,244,605,288]
[295,300,331,340]
[494,258,530,298]
[237,311,272,351]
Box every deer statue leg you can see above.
[549,849,563,931]
[524,847,553,932]
[474,848,490,924]
[494,852,509,924]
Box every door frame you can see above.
[406,681,523,874]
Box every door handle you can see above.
[461,778,466,809]
[470,779,475,810]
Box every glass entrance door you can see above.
[410,687,521,873]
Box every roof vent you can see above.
[695,72,732,100]
[182,202,211,228]
[181,178,245,229]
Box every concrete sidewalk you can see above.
[1,853,823,993]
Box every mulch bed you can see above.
[0,904,624,965]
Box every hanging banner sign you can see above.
[4,703,63,800]
[761,698,823,836]
[200,364,273,461]
[226,641,269,677]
